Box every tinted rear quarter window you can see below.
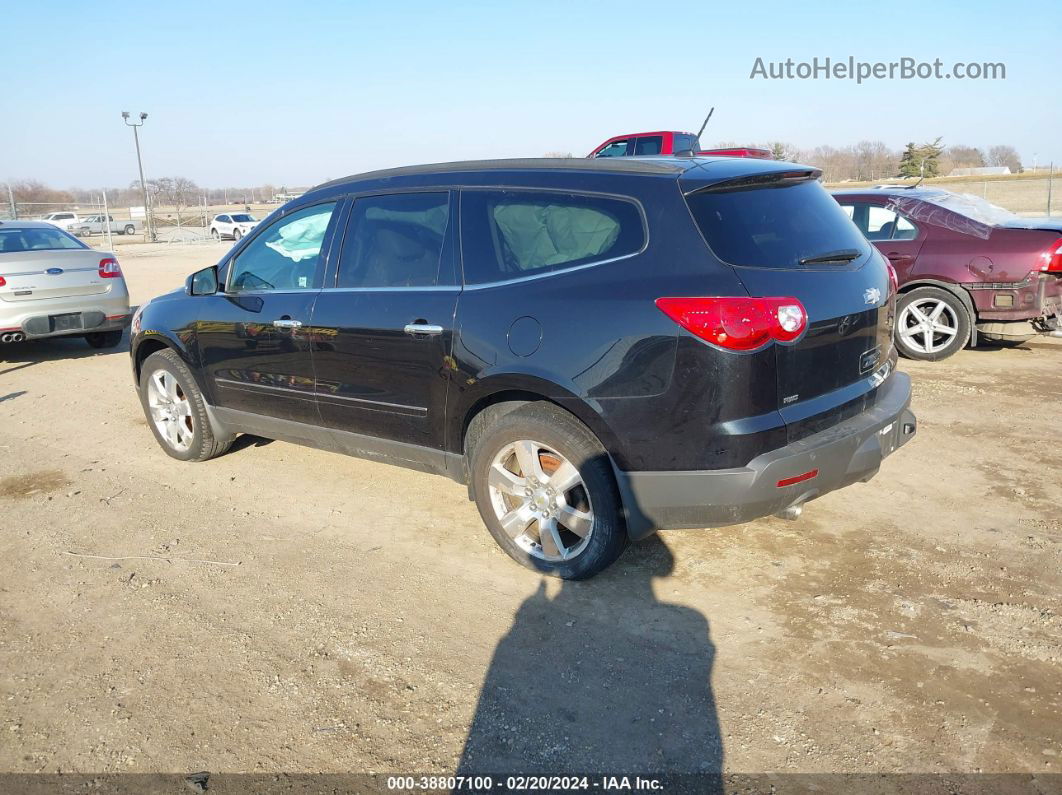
[460,190,645,285]
[686,179,870,268]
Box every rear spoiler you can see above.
[685,168,822,195]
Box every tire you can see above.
[469,402,628,579]
[139,349,232,462]
[211,228,220,240]
[84,330,124,349]
[233,229,242,241]
[124,225,136,235]
[895,286,970,361]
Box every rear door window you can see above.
[686,179,871,268]
[633,136,663,156]
[460,190,645,284]
[336,192,452,288]
[841,202,919,241]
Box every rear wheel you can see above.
[895,287,970,361]
[469,403,627,579]
[211,228,220,240]
[84,330,123,349]
[124,224,136,235]
[139,349,231,462]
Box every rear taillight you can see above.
[1038,238,1062,273]
[0,276,6,287]
[655,296,808,351]
[885,261,899,294]
[98,257,121,278]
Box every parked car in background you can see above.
[0,221,130,348]
[209,213,260,241]
[589,131,772,159]
[130,157,914,579]
[832,188,1062,360]
[74,215,141,237]
[39,211,81,231]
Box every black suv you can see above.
[131,157,916,579]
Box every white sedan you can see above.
[209,213,259,241]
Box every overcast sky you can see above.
[5,0,1058,189]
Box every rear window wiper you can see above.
[799,249,861,266]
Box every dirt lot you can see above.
[0,241,1060,780]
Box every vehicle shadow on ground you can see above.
[229,434,275,453]
[457,535,722,785]
[0,329,130,365]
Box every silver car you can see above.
[0,221,130,349]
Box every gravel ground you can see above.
[0,241,1059,779]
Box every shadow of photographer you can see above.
[457,535,722,781]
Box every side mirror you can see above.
[186,266,219,296]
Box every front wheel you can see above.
[139,349,231,462]
[233,228,242,241]
[469,403,628,579]
[895,287,970,361]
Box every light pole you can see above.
[122,111,156,241]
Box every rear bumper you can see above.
[0,292,131,339]
[614,372,916,540]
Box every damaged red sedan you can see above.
[832,187,1062,361]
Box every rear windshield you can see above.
[686,178,871,268]
[0,226,87,253]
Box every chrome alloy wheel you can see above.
[147,369,194,452]
[898,298,959,354]
[487,440,594,562]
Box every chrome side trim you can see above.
[214,377,317,400]
[316,391,427,414]
[461,250,643,290]
[214,376,426,414]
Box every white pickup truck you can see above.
[40,211,82,231]
[73,215,141,237]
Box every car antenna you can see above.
[696,107,715,140]
[907,176,925,189]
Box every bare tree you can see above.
[8,179,74,215]
[853,141,898,181]
[986,145,1023,173]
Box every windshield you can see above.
[686,178,871,268]
[0,226,88,253]
[231,214,257,223]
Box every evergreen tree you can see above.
[898,142,921,177]
[897,138,944,178]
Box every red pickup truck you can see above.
[588,130,772,159]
